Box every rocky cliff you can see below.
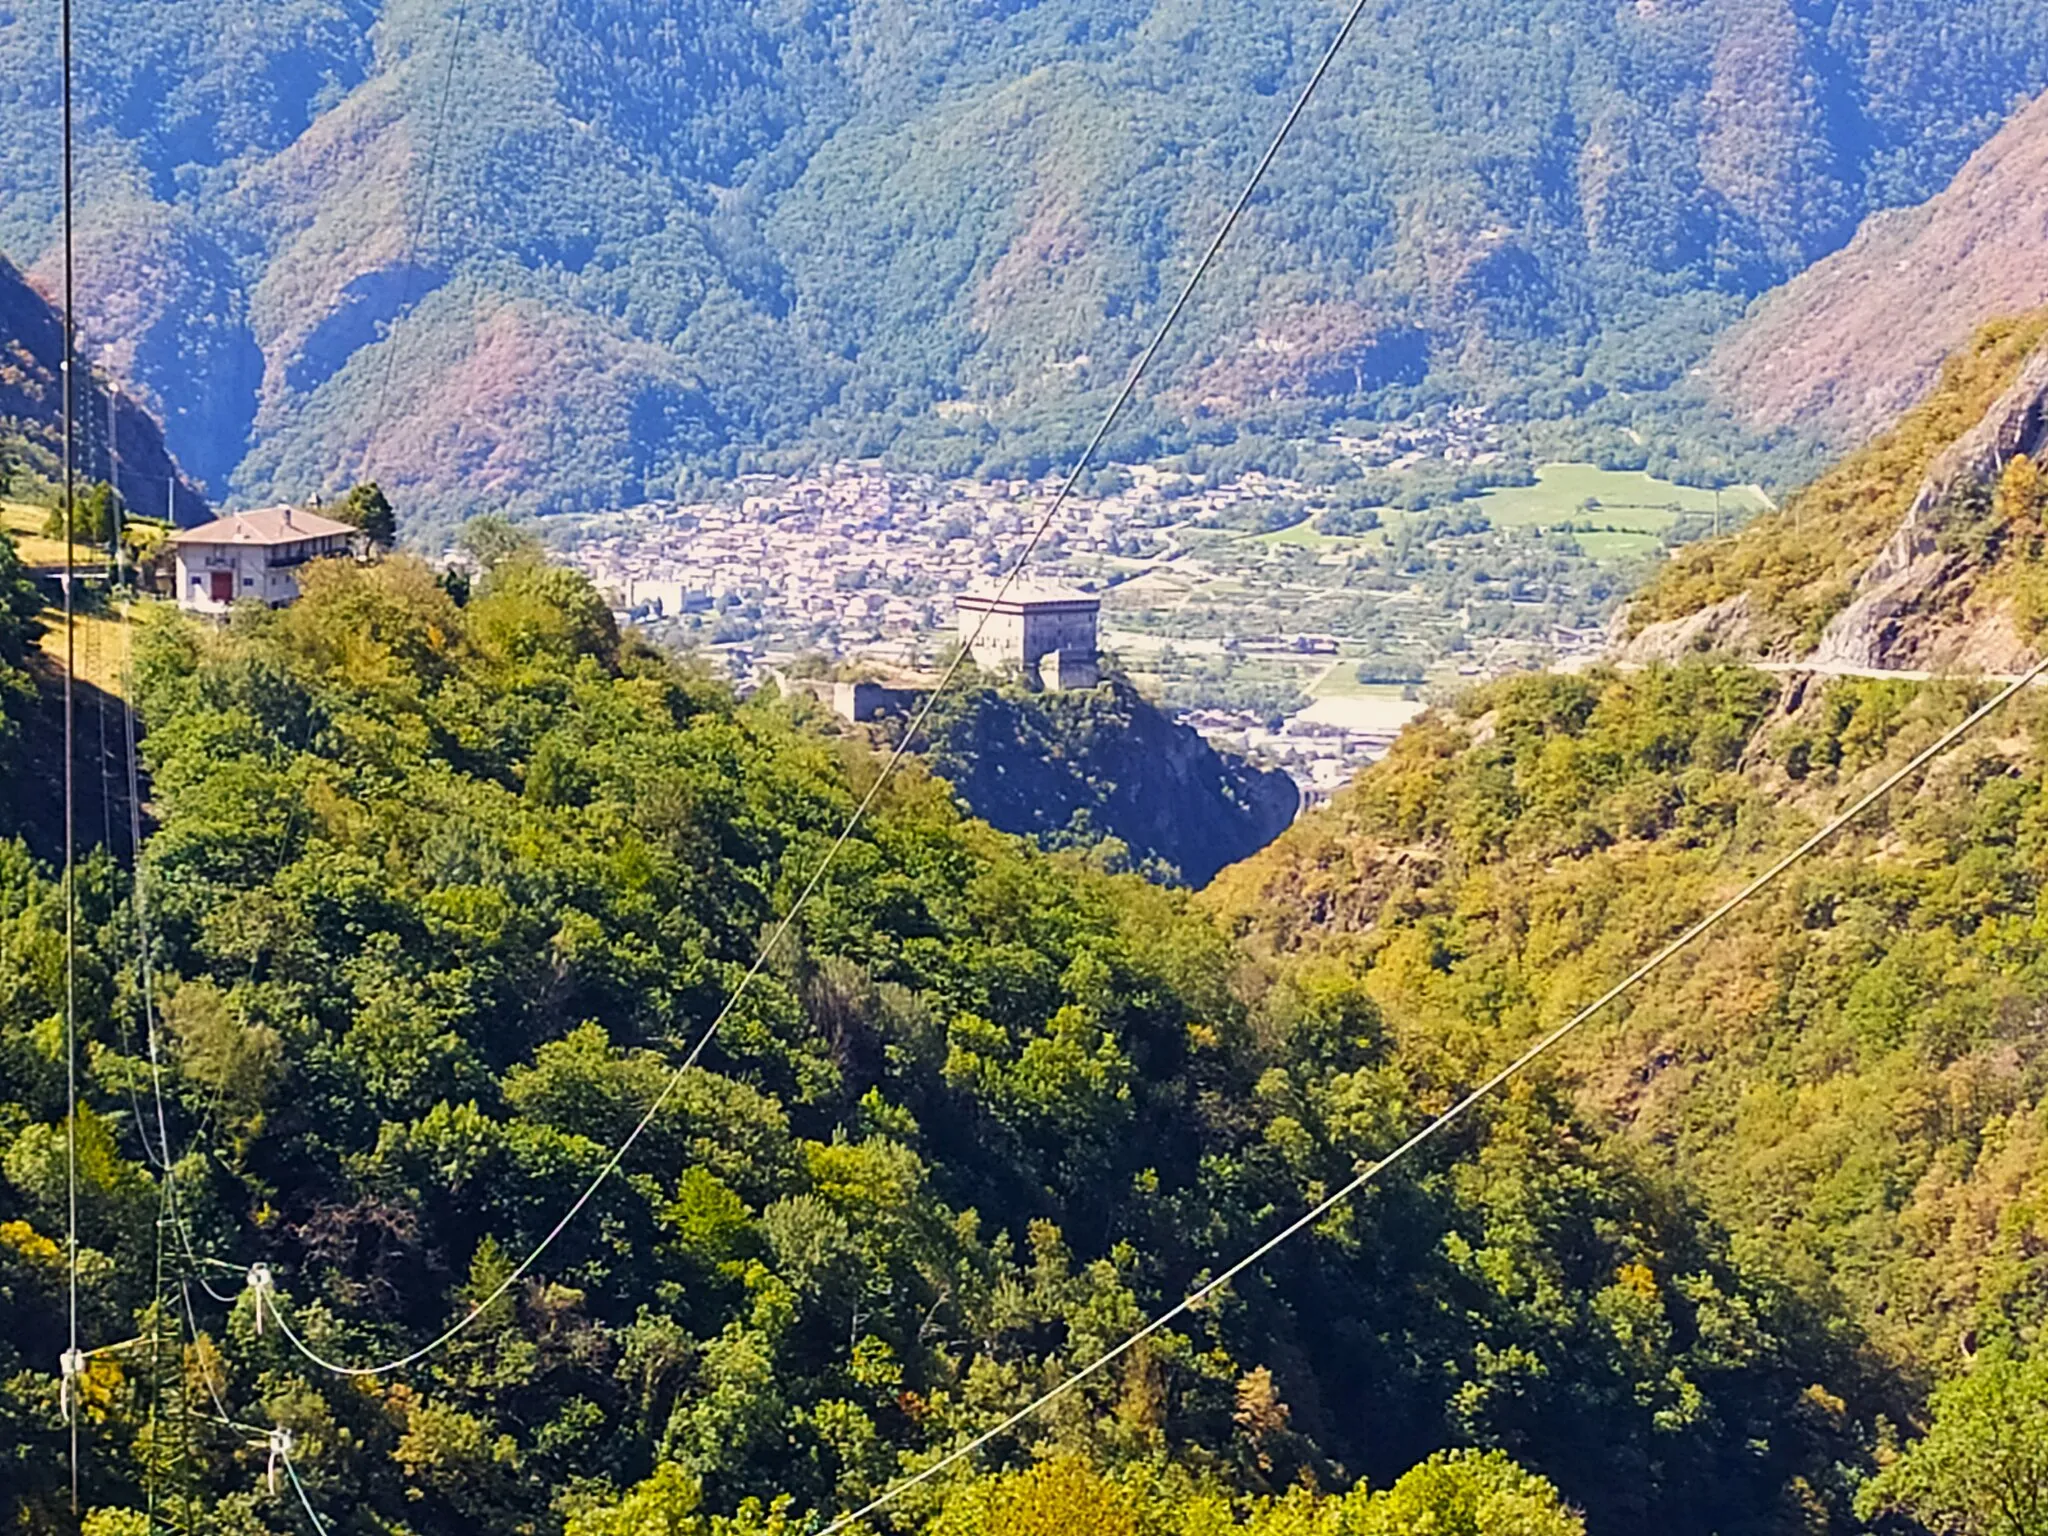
[921,671,1299,887]
[0,255,209,524]
[1623,314,2048,673]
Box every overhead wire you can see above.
[59,0,81,1511]
[177,1278,333,1534]
[806,654,2048,1536]
[243,0,1384,1381]
[115,638,249,1316]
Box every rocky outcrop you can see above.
[923,672,1300,888]
[1610,592,1759,666]
[1806,341,2048,672]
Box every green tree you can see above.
[42,480,116,546]
[459,513,542,571]
[1353,1450,1584,1536]
[336,481,399,549]
[1857,1355,2048,1536]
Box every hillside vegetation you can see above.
[4,2,2048,527]
[1623,312,2048,654]
[1206,658,2048,1382]
[920,671,1299,886]
[3,544,1895,1535]
[1205,320,2048,1526]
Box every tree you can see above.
[336,481,399,549]
[1856,1355,2048,1536]
[43,480,116,546]
[459,514,541,571]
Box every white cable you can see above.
[806,657,2048,1535]
[175,1279,332,1535]
[280,1448,331,1536]
[253,0,1386,1385]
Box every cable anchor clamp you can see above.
[267,1425,294,1494]
[246,1263,275,1335]
[59,1347,86,1422]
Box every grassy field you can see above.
[2,499,93,568]
[36,608,135,699]
[1573,530,1667,563]
[1476,463,1773,532]
[1310,665,1422,700]
[1248,520,1357,550]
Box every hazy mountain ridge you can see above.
[1708,89,2048,452]
[5,0,2048,530]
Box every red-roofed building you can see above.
[170,505,359,614]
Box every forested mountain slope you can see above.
[0,255,209,523]
[3,541,1887,1535]
[3,1,2047,529]
[1205,654,2048,1378]
[1207,323,2048,1433]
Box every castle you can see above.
[956,581,1101,690]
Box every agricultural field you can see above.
[1476,463,1773,533]
[2,499,87,569]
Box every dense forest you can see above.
[3,1,2048,527]
[0,527,1935,1535]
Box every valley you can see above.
[7,4,2048,1534]
[565,451,1766,797]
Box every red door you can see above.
[210,570,233,604]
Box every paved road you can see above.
[1752,661,2041,684]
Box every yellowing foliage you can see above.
[1629,313,2048,649]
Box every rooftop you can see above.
[956,578,1100,609]
[172,505,358,547]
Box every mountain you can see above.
[4,1,2048,531]
[0,254,209,523]
[1707,89,2048,452]
[1207,321,2048,1404]
[920,671,1299,886]
[1625,311,2048,668]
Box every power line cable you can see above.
[804,655,2048,1536]
[245,0,1385,1381]
[59,0,81,1510]
[175,1280,332,1535]
[279,1446,332,1536]
[117,644,249,1307]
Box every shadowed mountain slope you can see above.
[0,255,209,523]
[1708,89,2048,453]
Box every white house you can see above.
[171,506,359,614]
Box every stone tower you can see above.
[955,580,1101,690]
